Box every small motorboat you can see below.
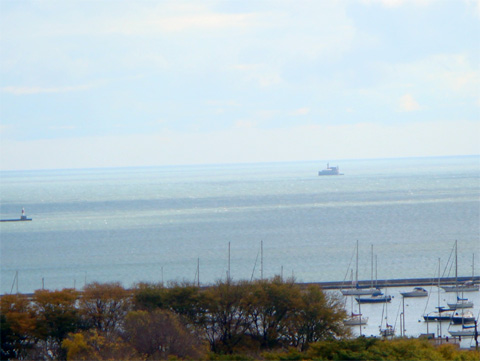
[400,287,428,298]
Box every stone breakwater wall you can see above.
[302,276,480,290]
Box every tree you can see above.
[200,280,252,353]
[79,282,130,334]
[133,282,167,311]
[31,289,81,360]
[245,277,301,349]
[1,294,37,360]
[122,309,207,360]
[62,330,136,360]
[284,285,349,350]
[164,282,202,323]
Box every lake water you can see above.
[1,156,479,344]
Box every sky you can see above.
[0,0,479,171]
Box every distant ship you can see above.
[318,163,343,176]
[0,208,32,222]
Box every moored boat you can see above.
[343,313,368,326]
[400,287,428,298]
[355,295,391,304]
[380,324,395,337]
[447,296,473,310]
[341,287,382,296]
[341,241,382,296]
[442,281,479,293]
[448,328,476,337]
[423,306,455,322]
[450,310,475,325]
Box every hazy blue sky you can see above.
[1,0,479,170]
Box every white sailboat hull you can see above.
[341,288,381,296]
[442,285,479,292]
[343,317,368,326]
[448,330,476,337]
[447,301,473,309]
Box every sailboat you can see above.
[343,270,368,326]
[448,325,476,337]
[343,313,368,326]
[450,310,475,325]
[379,291,395,337]
[423,258,454,322]
[341,241,382,296]
[356,294,392,304]
[448,309,478,337]
[442,241,479,293]
[447,296,473,310]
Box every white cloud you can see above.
[374,53,480,110]
[291,107,310,116]
[465,0,480,18]
[235,120,256,129]
[398,94,421,112]
[232,64,283,88]
[105,11,257,35]
[48,125,76,131]
[361,0,434,7]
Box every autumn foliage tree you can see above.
[62,330,136,360]
[1,294,37,360]
[132,277,349,354]
[2,278,351,360]
[31,289,82,360]
[122,309,207,360]
[79,282,131,334]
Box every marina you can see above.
[332,281,479,349]
[2,276,478,348]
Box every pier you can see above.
[303,276,480,290]
[0,208,32,222]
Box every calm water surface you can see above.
[1,156,479,343]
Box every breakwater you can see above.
[4,276,479,298]
[304,276,480,290]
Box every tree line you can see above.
[2,277,478,360]
[1,276,349,360]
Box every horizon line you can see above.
[1,154,478,173]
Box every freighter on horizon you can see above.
[318,163,343,176]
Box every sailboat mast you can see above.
[228,242,231,282]
[455,240,458,286]
[355,240,359,287]
[437,258,441,310]
[473,254,475,278]
[438,257,442,338]
[261,240,264,280]
[371,244,373,288]
[197,257,200,287]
